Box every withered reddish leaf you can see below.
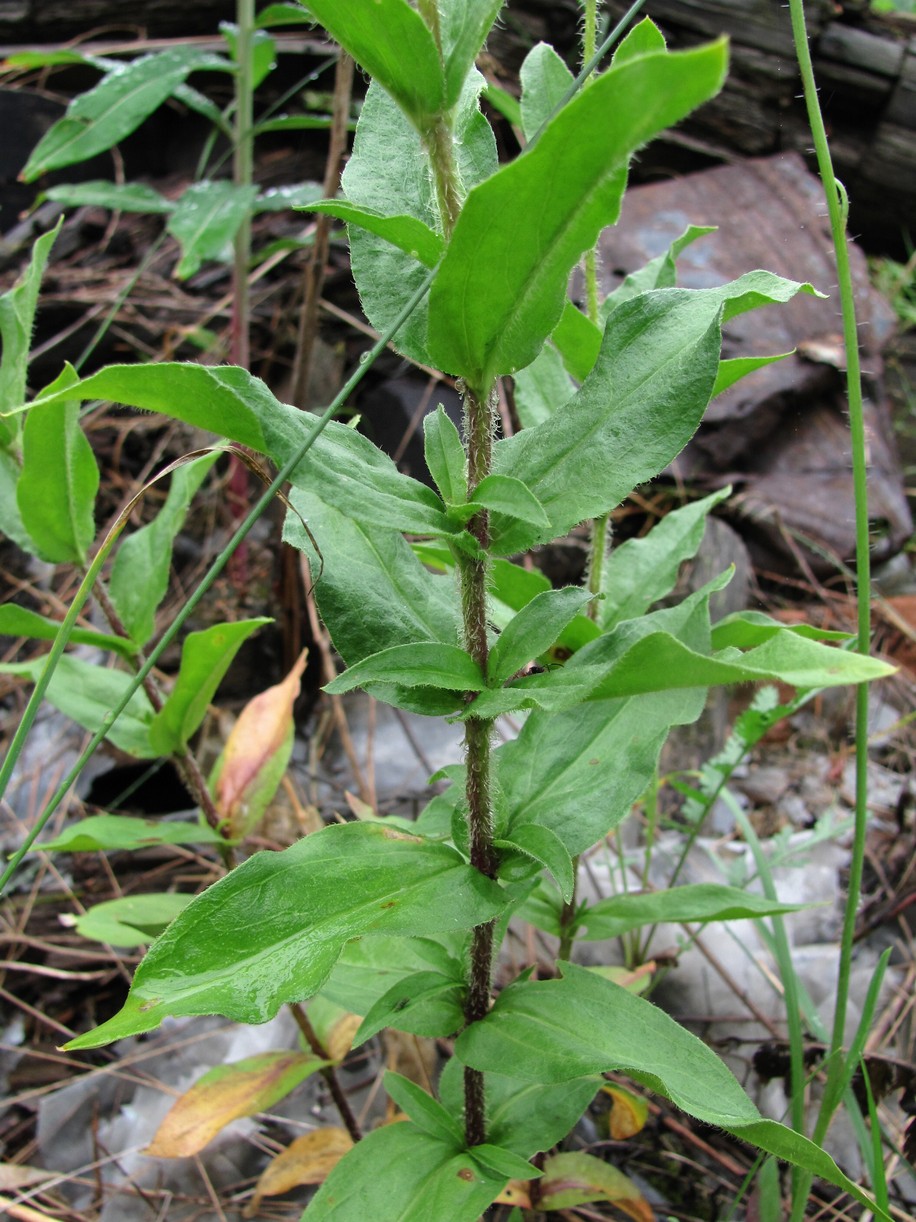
[145,1050,326,1158]
[250,1127,353,1210]
[215,649,308,838]
[538,1151,653,1222]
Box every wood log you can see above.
[600,0,916,256]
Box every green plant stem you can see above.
[787,1,874,1212]
[231,0,255,370]
[0,264,440,897]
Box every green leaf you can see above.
[0,653,156,757]
[491,592,712,854]
[469,1144,539,1182]
[519,41,574,142]
[73,892,194,948]
[713,352,793,397]
[0,220,60,446]
[109,452,218,646]
[612,16,668,64]
[438,1058,600,1160]
[424,406,467,504]
[580,883,809,941]
[0,604,136,658]
[320,934,465,1016]
[304,0,444,125]
[490,276,818,555]
[469,605,894,720]
[44,181,174,214]
[454,963,888,1218]
[469,474,548,527]
[324,642,484,695]
[599,488,731,629]
[0,449,33,552]
[353,971,465,1045]
[256,2,314,27]
[222,23,276,89]
[166,181,259,278]
[427,40,728,389]
[148,618,269,755]
[489,587,593,684]
[305,201,444,267]
[550,302,602,381]
[342,74,497,366]
[512,342,575,428]
[497,824,574,903]
[283,493,458,664]
[64,822,506,1048]
[304,1122,504,1222]
[36,814,227,853]
[384,1072,464,1144]
[21,48,228,180]
[255,182,325,210]
[711,609,852,649]
[439,0,507,109]
[17,367,98,565]
[603,224,717,315]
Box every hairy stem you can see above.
[424,115,463,239]
[457,382,498,1148]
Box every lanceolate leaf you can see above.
[149,618,270,756]
[427,41,728,390]
[454,963,889,1218]
[324,642,484,695]
[305,1122,504,1222]
[519,42,574,142]
[305,0,445,125]
[0,220,60,445]
[37,815,227,853]
[21,48,229,180]
[306,201,444,268]
[283,493,459,664]
[424,406,467,504]
[580,883,809,941]
[44,181,174,213]
[0,654,156,757]
[354,971,465,1045]
[64,823,506,1049]
[0,605,136,658]
[489,587,593,684]
[384,1072,464,1145]
[167,181,259,278]
[17,366,98,565]
[439,0,507,109]
[438,1058,601,1160]
[599,488,730,629]
[109,452,217,647]
[488,276,819,555]
[342,75,497,365]
[74,892,193,948]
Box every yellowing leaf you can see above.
[495,1180,532,1208]
[601,1083,650,1139]
[249,1127,353,1211]
[325,1012,363,1063]
[215,649,308,838]
[538,1151,653,1221]
[145,1050,326,1158]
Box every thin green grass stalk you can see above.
[731,804,808,1188]
[787,4,877,1210]
[232,0,255,370]
[0,264,440,896]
